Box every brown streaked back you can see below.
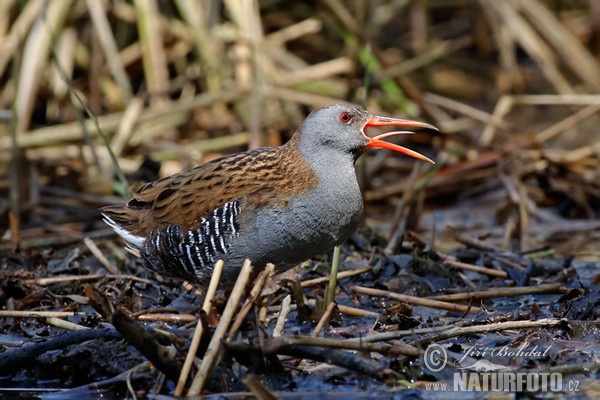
[100,134,319,237]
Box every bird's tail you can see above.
[100,206,145,256]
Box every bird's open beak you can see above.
[363,115,437,164]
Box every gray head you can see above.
[297,104,437,163]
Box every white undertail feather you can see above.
[102,214,145,256]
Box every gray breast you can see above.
[226,156,364,276]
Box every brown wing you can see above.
[101,137,318,237]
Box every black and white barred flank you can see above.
[107,201,241,283]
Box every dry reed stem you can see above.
[535,102,600,144]
[83,237,119,274]
[45,317,90,331]
[134,0,169,105]
[351,286,481,314]
[515,0,600,91]
[0,89,249,149]
[228,264,274,339]
[267,300,378,319]
[378,36,473,80]
[311,301,336,337]
[0,1,44,83]
[110,97,144,156]
[273,57,354,86]
[429,282,564,302]
[85,0,132,100]
[264,18,322,46]
[427,318,564,342]
[244,374,280,400]
[0,310,90,318]
[173,0,225,103]
[336,304,379,317]
[440,257,508,279]
[301,265,373,288]
[203,260,224,314]
[265,334,421,358]
[49,28,76,103]
[15,0,72,134]
[481,0,573,94]
[425,92,512,131]
[187,259,253,396]
[480,95,513,147]
[136,314,196,323]
[174,259,223,397]
[32,274,153,287]
[272,295,292,338]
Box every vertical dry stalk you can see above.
[86,0,133,100]
[134,0,169,105]
[187,260,253,396]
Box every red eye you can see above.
[339,112,352,123]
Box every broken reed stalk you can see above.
[439,255,508,278]
[83,237,119,274]
[174,259,224,397]
[187,259,253,396]
[301,265,372,288]
[272,294,292,337]
[33,274,153,286]
[136,313,196,323]
[203,260,224,314]
[352,286,481,314]
[267,300,378,318]
[264,334,421,358]
[228,264,274,339]
[0,310,89,318]
[425,318,565,342]
[429,282,565,302]
[244,374,280,400]
[312,301,336,337]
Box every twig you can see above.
[424,92,512,130]
[264,334,421,358]
[423,318,565,343]
[429,282,565,302]
[378,37,473,80]
[439,255,508,279]
[514,0,600,91]
[343,325,455,344]
[244,374,280,400]
[272,295,292,338]
[301,265,372,288]
[83,236,119,274]
[0,310,92,318]
[45,317,90,331]
[187,259,253,396]
[174,259,224,397]
[228,264,274,339]
[480,0,573,94]
[336,304,378,317]
[85,0,132,99]
[352,286,481,314]
[32,274,153,286]
[202,260,224,314]
[136,314,197,323]
[0,89,250,149]
[311,301,335,337]
[535,102,600,143]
